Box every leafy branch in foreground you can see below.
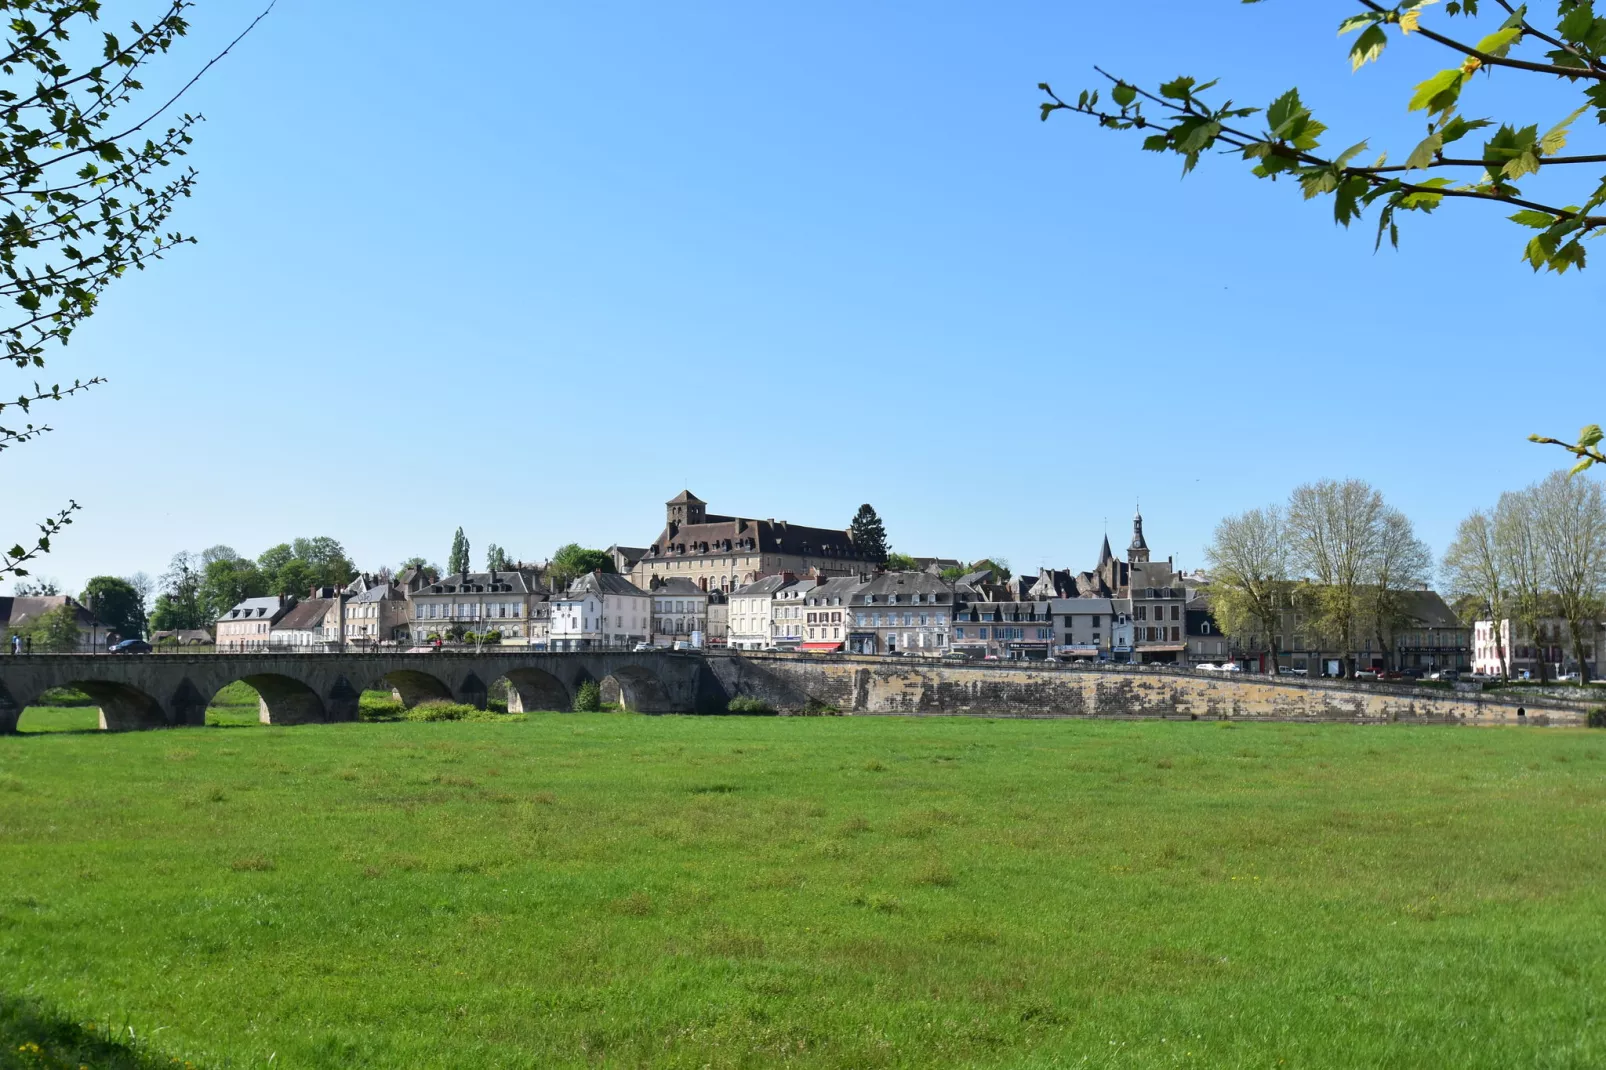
[0,1,271,580]
[1039,0,1606,468]
[2,501,77,577]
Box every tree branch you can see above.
[1357,0,1606,80]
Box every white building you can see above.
[1474,617,1604,678]
[770,577,819,650]
[650,577,708,647]
[549,571,651,651]
[728,573,801,651]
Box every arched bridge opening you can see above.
[373,669,454,710]
[602,665,674,714]
[497,668,571,714]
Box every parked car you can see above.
[1426,669,1462,682]
[110,639,152,655]
[1379,670,1404,681]
[1556,672,1581,683]
[632,642,655,652]
[1196,662,1220,672]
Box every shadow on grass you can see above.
[0,994,189,1069]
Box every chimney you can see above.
[278,593,286,608]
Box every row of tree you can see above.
[1205,479,1433,676]
[1442,472,1606,683]
[148,538,358,633]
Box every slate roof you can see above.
[218,596,287,624]
[0,595,95,629]
[652,577,707,598]
[273,598,335,631]
[731,575,799,599]
[351,583,406,604]
[848,572,954,606]
[1049,597,1116,615]
[805,576,867,605]
[1396,589,1465,629]
[417,571,538,596]
[562,572,648,598]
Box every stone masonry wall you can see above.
[710,653,1593,726]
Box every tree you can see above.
[1204,506,1291,669]
[1364,507,1434,669]
[1532,469,1606,682]
[1442,509,1509,677]
[1038,2,1606,463]
[21,603,82,652]
[486,543,509,571]
[884,552,920,572]
[291,536,354,588]
[849,505,889,564]
[12,577,59,595]
[257,543,294,579]
[1494,487,1550,682]
[1286,479,1385,675]
[939,566,967,581]
[124,571,155,617]
[548,544,614,591]
[80,576,144,640]
[150,551,204,632]
[0,2,271,582]
[448,527,470,578]
[198,555,266,620]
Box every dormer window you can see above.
[865,595,875,604]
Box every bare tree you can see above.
[1286,479,1384,676]
[1532,471,1606,684]
[1366,508,1433,670]
[1494,488,1550,684]
[1203,506,1290,671]
[1441,510,1508,679]
[124,570,156,616]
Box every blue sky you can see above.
[7,0,1600,593]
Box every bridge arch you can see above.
[371,669,453,709]
[497,668,570,714]
[206,673,328,726]
[602,664,673,713]
[25,678,171,731]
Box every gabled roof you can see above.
[667,490,705,504]
[562,571,648,598]
[848,572,954,605]
[732,574,801,598]
[652,577,707,597]
[351,583,405,604]
[416,571,538,596]
[0,595,95,629]
[219,596,288,624]
[273,598,335,631]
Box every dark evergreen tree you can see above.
[850,504,889,564]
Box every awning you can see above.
[1137,644,1188,652]
[801,642,843,651]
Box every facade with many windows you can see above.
[845,573,953,655]
[548,571,651,651]
[409,571,544,642]
[952,600,1056,659]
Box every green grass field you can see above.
[0,713,1602,1069]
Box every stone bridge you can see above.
[0,650,722,732]
[0,650,1592,732]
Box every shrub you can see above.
[802,699,840,716]
[359,692,406,722]
[726,695,776,715]
[573,680,602,712]
[1588,707,1606,729]
[405,701,480,723]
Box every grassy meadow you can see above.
[0,711,1602,1069]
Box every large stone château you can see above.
[629,490,878,594]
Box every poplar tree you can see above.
[449,528,470,578]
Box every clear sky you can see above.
[7,0,1600,594]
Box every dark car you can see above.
[110,639,152,655]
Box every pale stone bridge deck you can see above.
[0,650,1592,732]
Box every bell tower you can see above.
[1128,506,1150,564]
[666,490,707,527]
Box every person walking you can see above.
[9,633,18,655]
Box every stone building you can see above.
[3,595,120,652]
[1471,618,1602,678]
[951,600,1056,659]
[630,490,877,595]
[409,571,544,642]
[846,572,955,656]
[770,577,819,650]
[344,583,412,645]
[728,574,800,651]
[216,595,293,652]
[800,575,865,652]
[1049,597,1123,661]
[270,594,342,649]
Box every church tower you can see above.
[1128,507,1150,564]
[666,490,707,529]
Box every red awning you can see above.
[801,642,844,651]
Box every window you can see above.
[956,627,966,638]
[979,628,989,639]
[1171,627,1180,642]
[1136,606,1146,621]
[1171,605,1180,621]
[1091,615,1100,628]
[903,613,913,626]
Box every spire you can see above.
[1098,533,1113,566]
[1129,504,1150,562]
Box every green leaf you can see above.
[1559,3,1597,43]
[1572,457,1597,475]
[1039,102,1056,121]
[1266,88,1303,133]
[1509,209,1556,228]
[1159,76,1196,101]
[1141,134,1170,152]
[1440,116,1491,145]
[1579,424,1604,449]
[1540,105,1589,156]
[1405,131,1443,169]
[1409,69,1464,114]
[1334,140,1369,168]
[1111,82,1137,107]
[1349,24,1388,70]
[1337,13,1378,35]
[1473,26,1521,57]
